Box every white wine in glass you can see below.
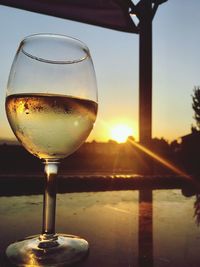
[6,94,97,159]
[5,34,98,266]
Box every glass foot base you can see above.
[6,234,89,266]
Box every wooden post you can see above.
[139,0,152,145]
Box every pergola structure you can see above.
[0,0,168,144]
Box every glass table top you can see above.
[0,187,200,267]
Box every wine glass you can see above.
[5,33,98,266]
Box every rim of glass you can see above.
[20,33,90,64]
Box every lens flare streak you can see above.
[128,138,191,180]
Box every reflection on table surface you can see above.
[1,179,200,266]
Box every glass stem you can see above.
[40,160,59,243]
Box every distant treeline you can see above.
[1,129,200,175]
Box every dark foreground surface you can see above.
[1,174,200,267]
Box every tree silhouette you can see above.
[192,86,200,130]
[194,194,200,226]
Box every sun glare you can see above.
[111,124,132,143]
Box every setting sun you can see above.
[111,124,133,143]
